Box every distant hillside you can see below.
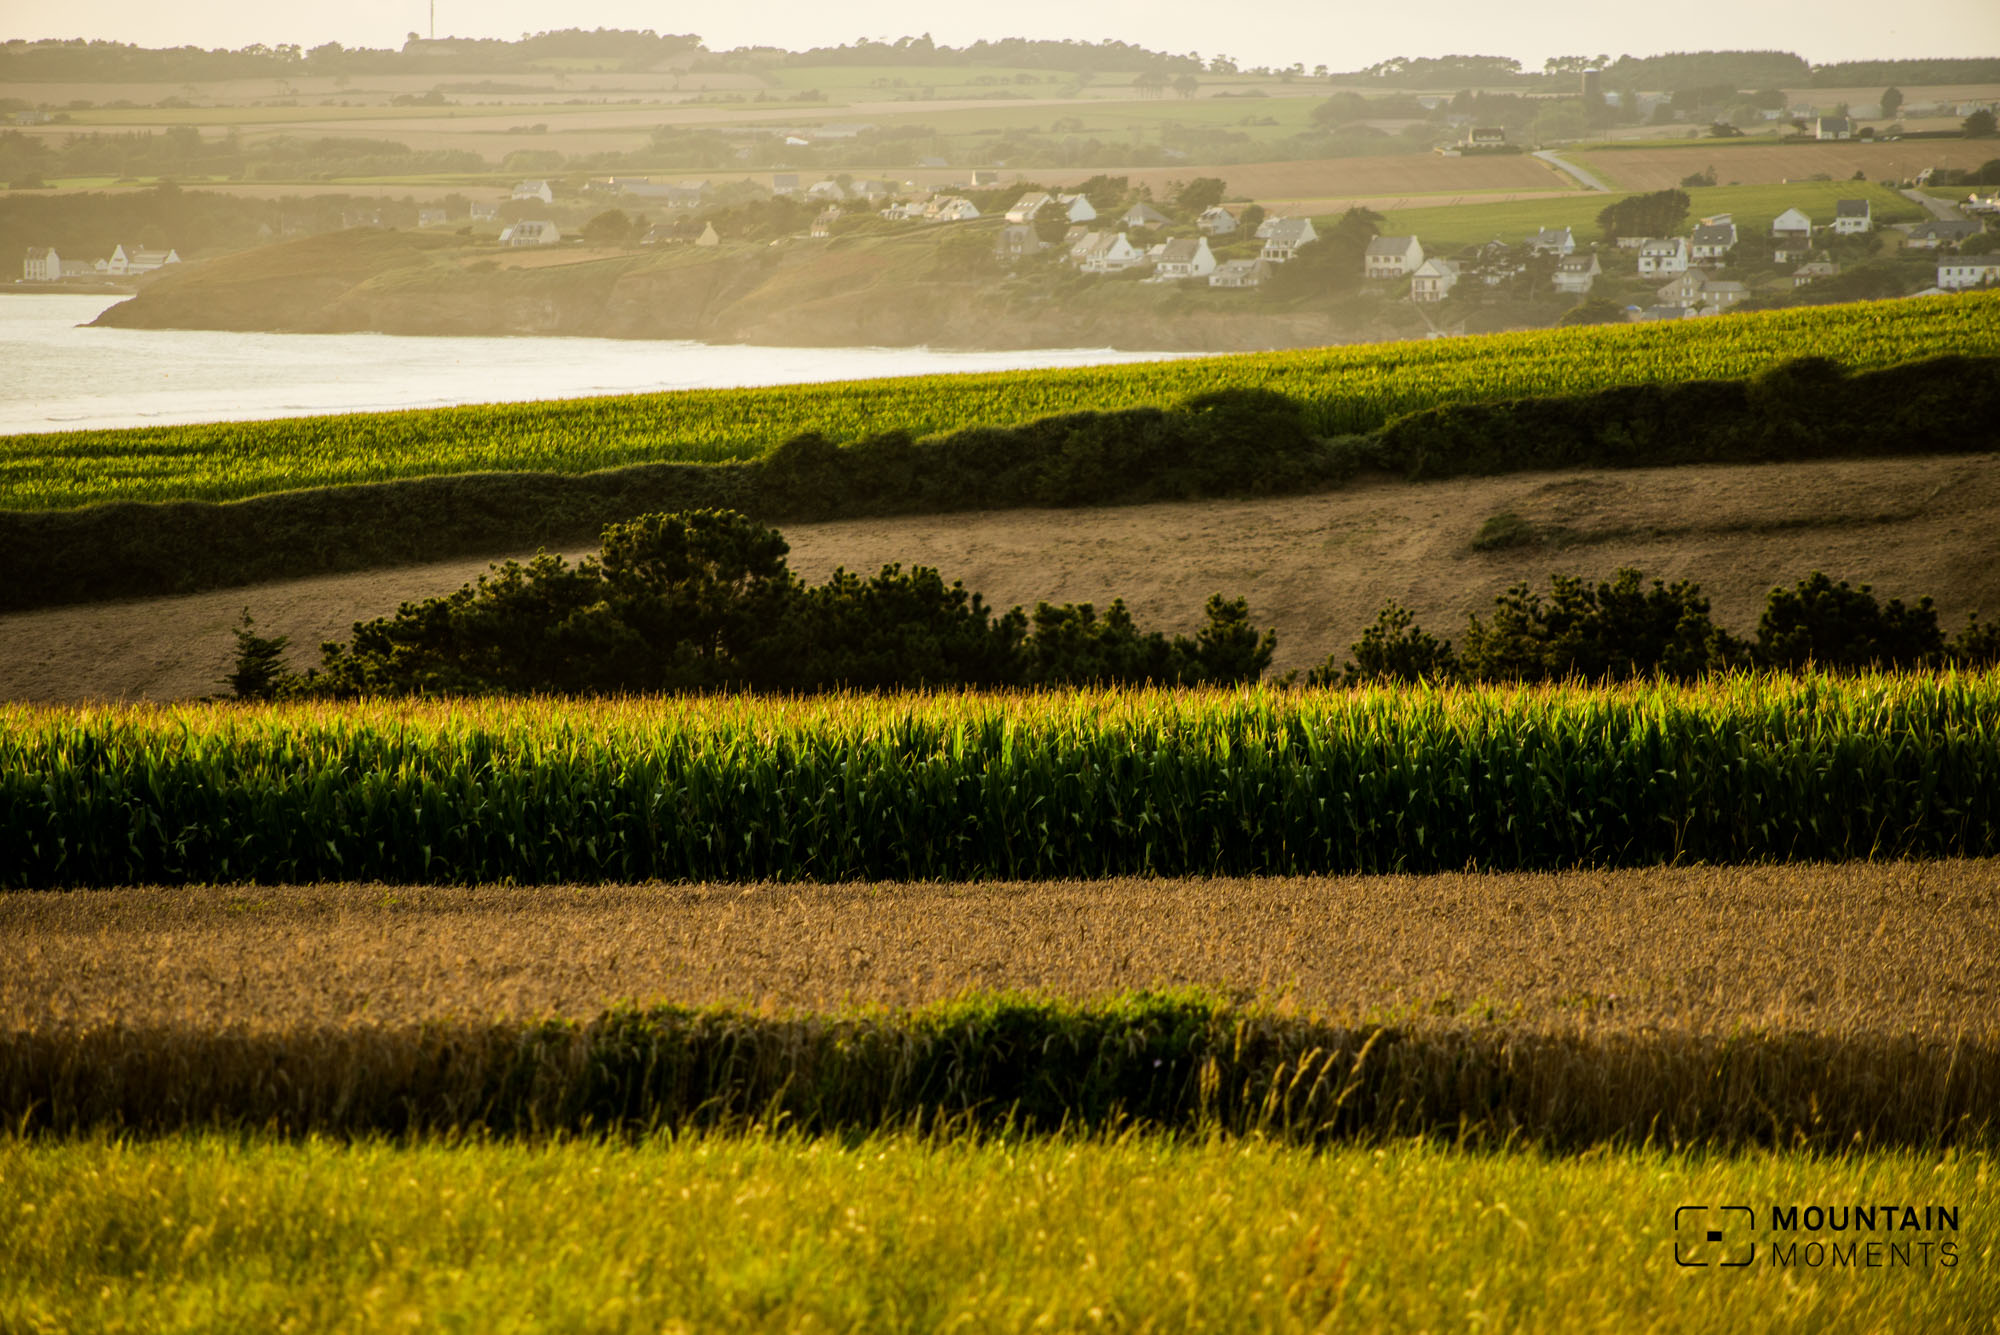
[88,224,1384,352]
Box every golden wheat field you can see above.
[9,863,1995,1038]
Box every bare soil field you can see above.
[1575,141,2000,191]
[7,862,1994,1036]
[1,452,1992,704]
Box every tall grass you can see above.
[4,1134,1987,1334]
[7,993,1994,1146]
[4,673,1997,886]
[5,293,1996,509]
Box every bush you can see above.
[1460,569,1726,682]
[1753,572,1944,670]
[1310,602,1458,685]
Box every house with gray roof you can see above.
[1815,116,1853,140]
[1260,216,1319,263]
[1363,234,1424,278]
[1904,219,1984,249]
[1153,236,1216,280]
[1197,206,1238,236]
[1833,199,1872,234]
[1121,202,1171,229]
[1690,218,1737,262]
[1525,225,1575,256]
[1209,258,1267,288]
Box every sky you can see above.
[5,0,1998,73]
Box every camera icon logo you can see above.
[1674,1205,1757,1268]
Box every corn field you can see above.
[4,293,1996,511]
[5,673,1997,887]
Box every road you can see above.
[1533,149,1614,192]
[1900,187,1970,222]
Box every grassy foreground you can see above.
[6,293,1997,510]
[1,1134,1987,1333]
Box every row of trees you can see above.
[1322,571,2000,685]
[231,510,1274,699]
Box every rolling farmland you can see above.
[5,292,1997,510]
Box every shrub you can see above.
[1753,572,1944,671]
[1311,602,1459,685]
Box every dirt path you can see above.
[2,452,1994,702]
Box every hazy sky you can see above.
[6,0,1998,73]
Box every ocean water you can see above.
[0,293,1188,435]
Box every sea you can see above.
[0,293,1187,436]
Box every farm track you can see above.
[10,861,1996,1039]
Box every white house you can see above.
[771,174,801,195]
[1792,260,1839,287]
[810,207,842,238]
[1005,192,1053,223]
[1814,116,1853,140]
[470,201,500,221]
[418,207,448,228]
[1833,199,1872,235]
[1525,225,1575,257]
[511,179,554,204]
[1690,217,1737,262]
[498,220,561,246]
[105,244,180,275]
[1073,231,1145,273]
[1260,217,1319,263]
[1197,206,1238,236]
[1770,206,1813,239]
[1054,193,1098,223]
[1637,236,1690,277]
[23,246,60,281]
[1552,251,1601,294]
[1938,255,2000,290]
[695,222,720,247]
[1208,258,1267,288]
[1153,235,1216,280]
[1363,234,1424,278]
[969,170,1001,188]
[924,196,981,222]
[805,179,848,202]
[1409,257,1462,302]
[1121,202,1171,229]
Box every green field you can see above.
[1,1134,1985,1333]
[1378,181,1925,251]
[8,671,1997,886]
[5,292,1995,511]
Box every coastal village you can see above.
[21,169,2000,319]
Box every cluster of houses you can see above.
[1360,195,1998,316]
[20,243,180,283]
[987,198,1321,288]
